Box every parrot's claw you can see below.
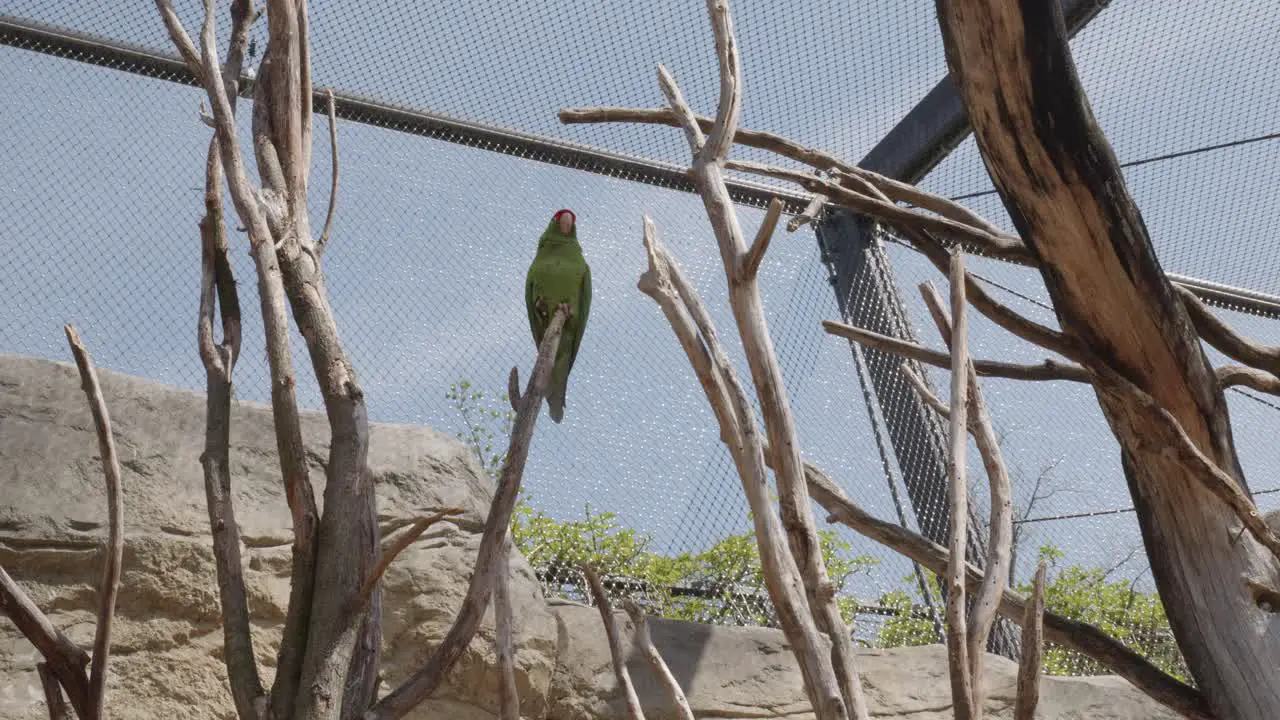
[534,296,549,319]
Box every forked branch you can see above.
[653,3,868,716]
[622,601,696,720]
[637,217,853,720]
[368,306,570,720]
[63,326,124,720]
[584,565,645,720]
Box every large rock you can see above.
[0,355,1181,719]
[0,354,558,720]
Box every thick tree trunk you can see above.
[934,3,1280,718]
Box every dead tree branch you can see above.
[1177,286,1280,377]
[187,7,260,711]
[494,537,519,720]
[621,601,696,720]
[558,106,1002,235]
[63,326,124,720]
[196,126,263,720]
[584,565,645,720]
[821,320,1089,383]
[743,197,783,280]
[0,568,91,718]
[935,3,1278,715]
[649,4,868,716]
[726,159,1028,263]
[939,255,975,720]
[368,307,570,720]
[802,464,1211,720]
[919,281,1013,695]
[636,217,852,720]
[38,663,72,720]
[317,88,339,255]
[1013,561,1047,720]
[352,509,464,618]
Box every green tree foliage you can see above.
[870,544,1186,679]
[445,377,1185,678]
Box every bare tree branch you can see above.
[0,568,91,718]
[369,307,570,720]
[939,255,975,720]
[1093,366,1280,563]
[316,88,339,256]
[63,326,124,720]
[901,364,953,419]
[1177,286,1280,377]
[636,217,853,720]
[349,509,464,619]
[37,663,72,720]
[821,320,1090,383]
[584,565,645,720]
[494,537,519,720]
[621,601,696,720]
[742,197,783,280]
[558,106,1004,235]
[186,5,325,714]
[726,159,1029,264]
[650,6,868,717]
[801,464,1211,720]
[197,122,263,720]
[788,193,827,232]
[1014,561,1047,720]
[1217,365,1280,396]
[156,0,202,74]
[919,281,1013,694]
[655,66,705,155]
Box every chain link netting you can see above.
[3,0,1280,681]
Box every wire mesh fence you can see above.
[3,0,1280,684]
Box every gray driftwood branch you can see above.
[368,306,570,720]
[584,565,645,720]
[637,216,852,720]
[939,256,975,720]
[1013,561,1048,720]
[919,281,1013,705]
[495,537,520,720]
[649,2,869,716]
[621,600,696,720]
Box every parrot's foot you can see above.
[557,302,573,321]
[534,296,549,319]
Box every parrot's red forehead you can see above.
[553,208,575,225]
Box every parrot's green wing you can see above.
[525,265,546,348]
[562,262,591,379]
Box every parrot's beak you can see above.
[558,214,574,235]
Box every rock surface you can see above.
[0,354,1181,719]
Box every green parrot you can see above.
[525,208,592,423]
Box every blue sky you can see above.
[2,0,1279,607]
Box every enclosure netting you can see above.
[2,0,1279,682]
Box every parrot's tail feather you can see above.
[546,362,569,424]
[547,382,566,424]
